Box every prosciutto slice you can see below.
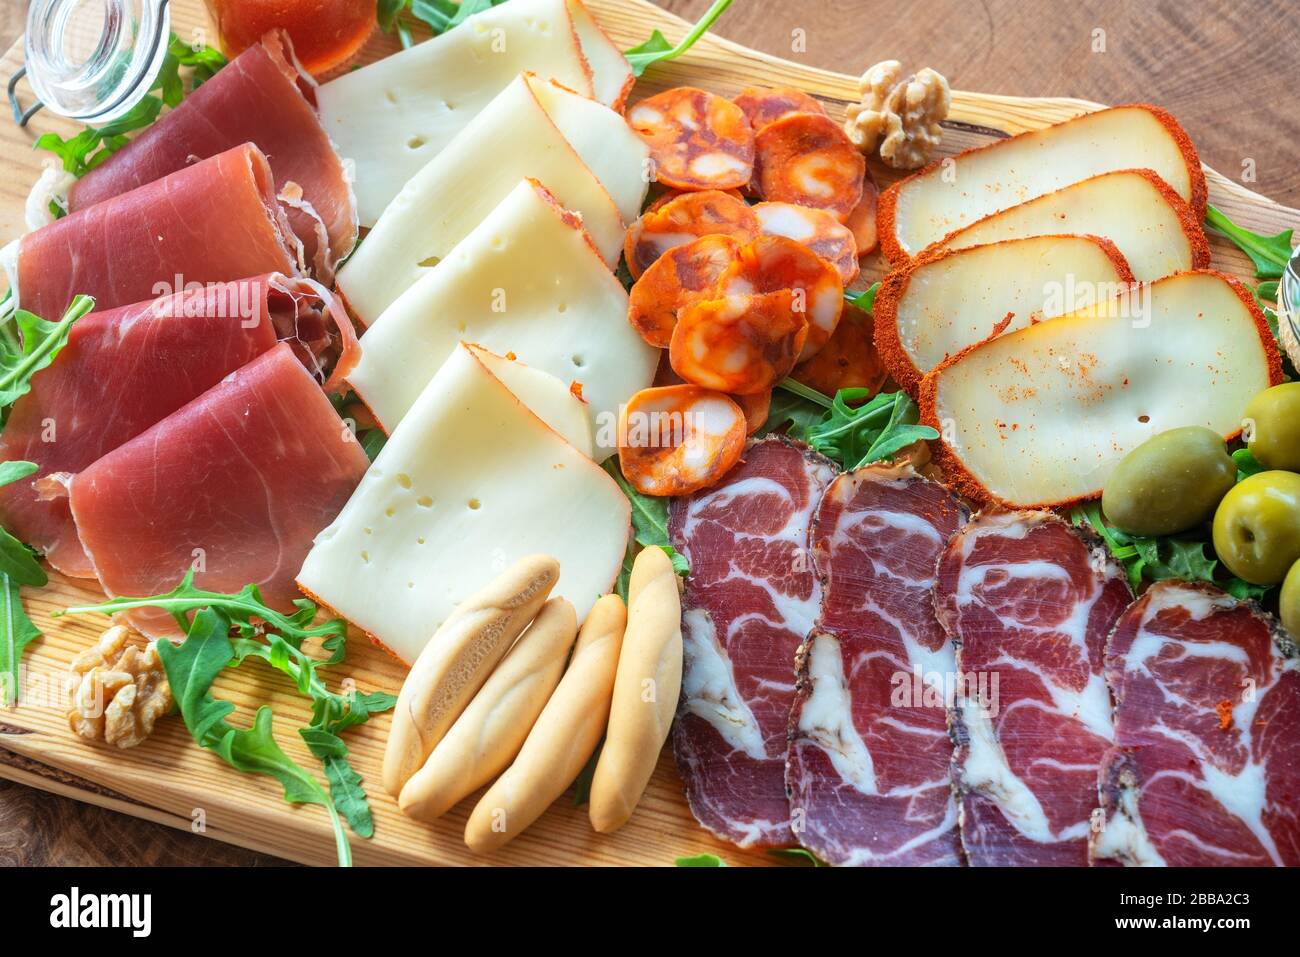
[788,464,967,866]
[933,512,1131,866]
[1090,581,1300,867]
[0,274,355,579]
[668,437,836,847]
[68,31,355,280]
[68,343,369,639]
[13,144,300,320]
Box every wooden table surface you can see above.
[0,0,1296,867]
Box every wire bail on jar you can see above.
[9,0,171,126]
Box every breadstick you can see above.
[465,593,626,852]
[382,555,559,795]
[589,547,682,833]
[399,598,577,822]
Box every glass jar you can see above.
[1280,243,1300,370]
[19,0,172,123]
[203,0,375,75]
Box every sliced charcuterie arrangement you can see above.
[0,0,1297,869]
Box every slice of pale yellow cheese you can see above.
[297,343,630,664]
[882,105,1205,258]
[337,73,643,326]
[347,180,656,460]
[317,0,634,226]
[875,234,1135,392]
[931,170,1207,281]
[922,271,1280,509]
[467,345,594,458]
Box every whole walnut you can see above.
[68,625,172,749]
[845,60,951,170]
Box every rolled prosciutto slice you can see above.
[788,464,967,866]
[68,31,356,279]
[0,274,355,579]
[12,144,300,320]
[669,437,836,848]
[1090,581,1300,867]
[69,343,369,639]
[934,511,1131,866]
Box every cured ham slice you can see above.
[67,31,356,280]
[1090,582,1300,867]
[0,274,354,579]
[669,438,836,847]
[788,464,967,866]
[12,144,301,320]
[68,344,368,639]
[933,512,1132,866]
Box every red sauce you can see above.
[204,0,376,75]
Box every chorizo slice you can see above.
[643,186,745,214]
[717,234,844,360]
[789,301,889,397]
[627,234,742,347]
[669,290,808,395]
[624,189,761,279]
[617,385,746,496]
[733,87,828,133]
[733,388,772,434]
[754,201,860,286]
[755,112,865,221]
[845,169,879,256]
[628,87,756,192]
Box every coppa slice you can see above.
[929,170,1209,281]
[337,73,647,326]
[69,344,368,639]
[934,512,1132,866]
[297,343,630,664]
[347,179,657,459]
[874,234,1135,393]
[922,270,1283,509]
[670,437,836,847]
[879,104,1207,260]
[1090,582,1300,867]
[317,0,631,225]
[788,464,967,866]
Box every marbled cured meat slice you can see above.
[788,464,967,866]
[68,344,369,639]
[68,31,356,280]
[669,437,836,847]
[1090,582,1300,867]
[0,274,354,579]
[13,144,300,320]
[933,512,1131,866]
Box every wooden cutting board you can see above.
[0,0,1295,868]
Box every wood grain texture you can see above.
[0,0,1296,868]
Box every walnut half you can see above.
[844,60,951,170]
[68,625,173,749]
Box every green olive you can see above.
[1282,559,1300,641]
[1245,383,1300,472]
[1212,471,1300,585]
[1102,427,1237,536]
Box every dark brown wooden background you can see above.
[0,0,1296,866]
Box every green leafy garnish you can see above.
[0,461,43,707]
[0,295,95,414]
[601,458,689,600]
[0,463,45,589]
[1233,447,1265,481]
[1205,204,1294,280]
[34,35,227,177]
[767,847,827,867]
[844,280,880,313]
[624,0,732,77]
[379,0,509,46]
[676,852,728,866]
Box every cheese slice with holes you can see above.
[297,343,630,663]
[932,170,1208,281]
[347,180,656,460]
[336,73,646,326]
[317,0,632,226]
[922,271,1281,510]
[874,234,1135,392]
[468,345,594,458]
[881,105,1206,259]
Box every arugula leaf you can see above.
[759,386,825,441]
[675,853,727,866]
[1257,280,1279,303]
[624,0,732,77]
[0,575,40,707]
[300,727,374,838]
[845,280,880,314]
[1233,447,1265,481]
[158,609,350,865]
[0,463,45,588]
[601,458,689,600]
[767,847,827,866]
[360,428,387,462]
[0,295,95,412]
[382,0,508,39]
[1205,205,1294,280]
